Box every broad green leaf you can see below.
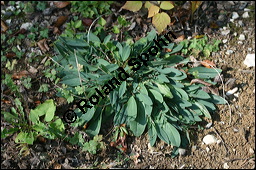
[149,89,163,103]
[148,5,160,18]
[85,107,103,137]
[148,122,157,146]
[208,94,227,104]
[136,93,153,105]
[88,32,101,42]
[144,1,153,9]
[160,1,174,10]
[29,99,56,123]
[122,1,143,12]
[152,12,170,33]
[187,67,222,79]
[129,100,147,136]
[103,34,112,44]
[139,83,148,95]
[98,17,106,26]
[122,45,131,61]
[169,43,184,54]
[194,101,211,119]
[156,83,173,98]
[75,20,82,28]
[119,81,127,98]
[189,89,211,99]
[127,96,137,120]
[164,122,181,147]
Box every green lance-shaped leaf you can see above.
[155,82,173,98]
[127,96,137,121]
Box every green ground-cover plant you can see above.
[1,99,65,155]
[70,1,114,19]
[53,29,226,154]
[180,36,221,58]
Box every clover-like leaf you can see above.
[152,12,170,33]
[122,1,143,12]
[160,1,174,10]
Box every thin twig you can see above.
[212,127,229,156]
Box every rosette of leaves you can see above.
[53,29,226,150]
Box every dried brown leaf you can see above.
[53,1,70,9]
[37,39,49,53]
[174,35,185,43]
[12,70,29,79]
[54,16,68,27]
[6,52,16,58]
[201,60,216,68]
[1,20,8,32]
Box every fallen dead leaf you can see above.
[13,28,26,36]
[54,1,70,8]
[201,60,216,68]
[54,16,68,27]
[1,20,8,32]
[37,39,50,53]
[82,18,93,27]
[53,163,62,169]
[12,70,29,79]
[6,52,16,58]
[1,99,11,104]
[174,35,185,43]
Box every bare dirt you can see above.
[1,1,255,169]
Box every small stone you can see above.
[6,6,16,12]
[20,22,33,30]
[238,20,244,27]
[234,92,239,98]
[206,147,210,152]
[192,145,197,152]
[243,54,255,67]
[239,34,246,41]
[249,148,254,154]
[217,140,222,144]
[244,8,251,12]
[233,32,237,36]
[203,134,217,145]
[228,1,235,5]
[233,128,239,132]
[226,87,238,96]
[222,39,228,43]
[223,162,229,169]
[242,12,249,18]
[218,14,226,21]
[238,41,243,44]
[232,12,239,19]
[248,48,252,52]
[43,8,53,16]
[226,50,234,55]
[178,148,186,156]
[205,122,212,129]
[221,30,230,36]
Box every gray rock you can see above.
[239,34,245,41]
[221,30,230,36]
[242,12,249,18]
[203,134,217,145]
[20,22,33,30]
[218,14,226,21]
[43,8,53,16]
[232,12,239,19]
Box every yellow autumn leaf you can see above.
[160,1,174,10]
[144,1,153,9]
[148,5,160,18]
[152,12,170,33]
[122,1,143,12]
[191,1,202,14]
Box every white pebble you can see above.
[243,54,255,67]
[244,8,251,12]
[249,148,254,154]
[205,122,212,129]
[239,34,245,41]
[226,87,238,96]
[226,50,234,55]
[206,147,210,152]
[20,22,33,30]
[178,148,186,156]
[222,39,228,43]
[6,6,16,11]
[232,12,239,19]
[248,48,252,52]
[237,41,243,44]
[242,12,249,18]
[233,32,237,36]
[203,135,217,145]
[217,140,222,144]
[234,92,239,98]
[221,30,230,36]
[238,20,244,26]
[223,162,229,169]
